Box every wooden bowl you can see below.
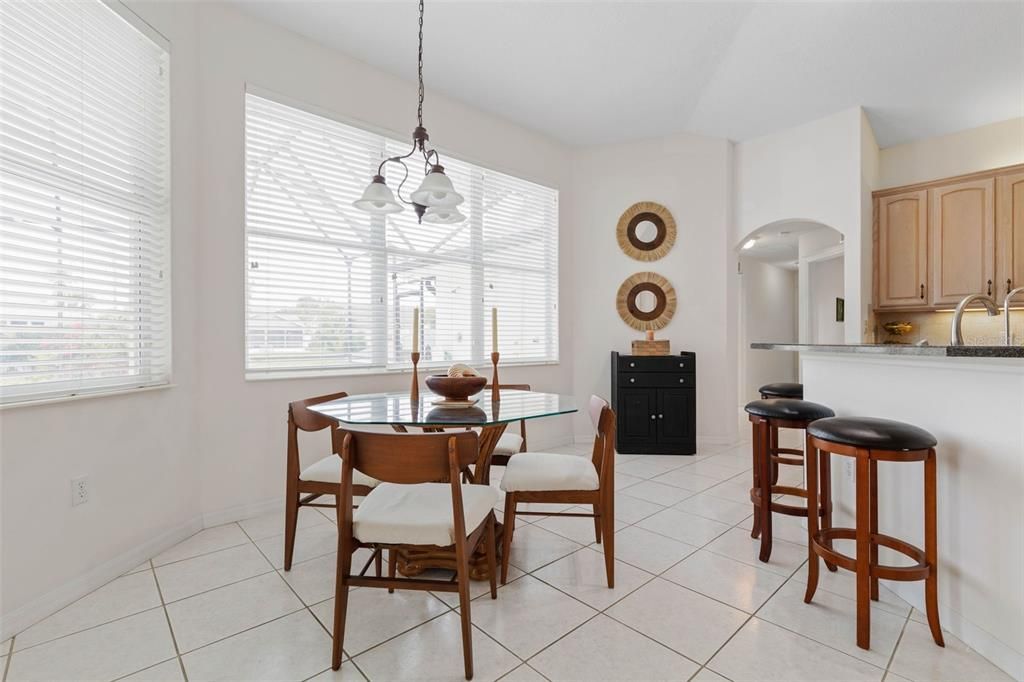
[425,374,487,400]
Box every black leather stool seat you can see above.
[758,382,803,399]
[745,398,835,421]
[808,417,937,451]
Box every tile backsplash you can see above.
[874,310,1024,346]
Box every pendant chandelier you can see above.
[352,0,465,224]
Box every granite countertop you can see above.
[751,342,1024,358]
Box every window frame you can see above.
[0,0,173,407]
[242,87,560,381]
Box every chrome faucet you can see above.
[1005,286,1024,345]
[950,294,1000,346]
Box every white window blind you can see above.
[0,1,171,404]
[245,94,559,376]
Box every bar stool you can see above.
[804,417,944,651]
[758,383,804,483]
[745,398,835,563]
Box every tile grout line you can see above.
[149,558,190,682]
[880,609,914,681]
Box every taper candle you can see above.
[491,307,498,353]
[412,307,419,353]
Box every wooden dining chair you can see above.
[285,392,380,571]
[484,383,531,466]
[330,428,499,680]
[499,395,616,587]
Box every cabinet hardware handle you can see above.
[988,279,993,296]
[920,284,925,299]
[679,378,685,383]
[650,415,656,420]
[629,362,635,368]
[658,414,664,419]
[678,363,684,368]
[629,378,635,383]
[1009,279,1014,295]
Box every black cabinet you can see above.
[611,351,696,455]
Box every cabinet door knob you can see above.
[658,414,664,419]
[629,362,635,368]
[678,362,684,368]
[679,378,685,384]
[650,414,656,420]
[629,378,635,383]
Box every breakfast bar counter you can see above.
[754,343,1024,680]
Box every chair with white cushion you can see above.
[285,392,380,571]
[484,383,530,466]
[500,395,616,587]
[330,428,498,680]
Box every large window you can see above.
[0,1,171,404]
[244,94,559,376]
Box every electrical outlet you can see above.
[71,476,89,506]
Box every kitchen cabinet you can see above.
[610,352,695,455]
[873,164,1023,311]
[996,170,1024,299]
[877,190,929,308]
[929,178,995,306]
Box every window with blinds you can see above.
[0,1,171,405]
[245,94,559,376]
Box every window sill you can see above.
[245,360,561,382]
[0,383,176,410]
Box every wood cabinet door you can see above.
[929,178,996,306]
[996,171,1024,299]
[656,388,695,446]
[877,191,929,308]
[618,389,656,442]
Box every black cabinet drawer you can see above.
[617,355,695,373]
[619,372,694,388]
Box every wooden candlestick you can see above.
[410,352,421,402]
[490,352,500,402]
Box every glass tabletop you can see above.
[309,389,577,427]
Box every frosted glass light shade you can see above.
[423,206,466,224]
[411,166,464,207]
[353,176,403,214]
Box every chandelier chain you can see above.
[417,0,424,129]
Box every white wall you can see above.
[568,134,737,444]
[734,108,870,342]
[738,259,797,405]
[879,117,1024,188]
[0,0,203,638]
[193,3,575,518]
[808,257,844,344]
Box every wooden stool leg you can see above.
[770,424,780,485]
[757,419,774,563]
[803,432,820,604]
[750,420,762,539]
[819,448,837,572]
[500,493,516,584]
[855,452,872,650]
[869,458,880,601]
[924,448,945,647]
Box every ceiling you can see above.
[228,1,1024,148]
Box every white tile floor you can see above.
[3,441,1014,682]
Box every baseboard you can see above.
[887,582,1023,681]
[0,515,203,642]
[201,496,284,529]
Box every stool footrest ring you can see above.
[749,485,821,517]
[811,527,931,582]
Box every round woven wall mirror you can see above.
[616,201,676,262]
[616,272,677,331]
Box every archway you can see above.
[734,219,844,423]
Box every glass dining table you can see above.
[309,388,577,579]
[309,388,577,485]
